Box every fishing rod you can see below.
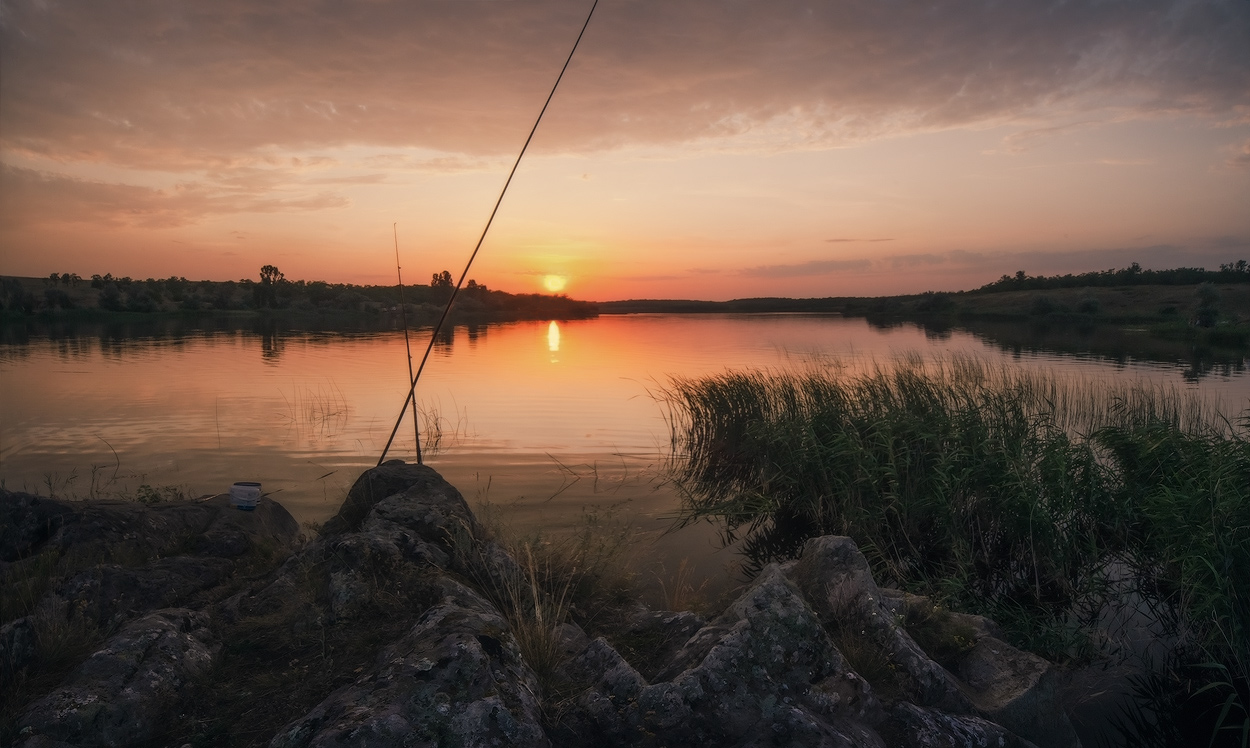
[377,0,600,466]
[393,223,422,464]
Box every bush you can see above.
[664,355,1249,742]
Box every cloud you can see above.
[739,258,873,278]
[307,173,389,185]
[360,153,503,173]
[889,254,945,269]
[948,250,986,265]
[1204,235,1250,249]
[825,238,894,243]
[611,273,685,282]
[1231,139,1250,169]
[992,121,1098,154]
[0,165,349,229]
[2,0,1246,170]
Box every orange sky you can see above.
[2,0,1248,300]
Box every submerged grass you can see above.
[665,354,1249,744]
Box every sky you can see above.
[1,0,1248,301]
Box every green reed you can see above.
[664,355,1248,679]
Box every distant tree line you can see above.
[975,261,1250,294]
[0,266,594,322]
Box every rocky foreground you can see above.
[2,462,1084,747]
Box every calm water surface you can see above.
[4,314,1248,590]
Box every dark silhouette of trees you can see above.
[976,261,1250,294]
[260,265,285,285]
[254,264,286,308]
[2,266,594,320]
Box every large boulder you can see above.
[558,564,883,747]
[193,494,301,558]
[1,617,37,686]
[957,637,1079,748]
[269,578,548,748]
[16,609,219,747]
[0,490,299,574]
[0,491,76,563]
[2,493,301,743]
[53,555,234,630]
[787,535,974,713]
[788,536,1080,748]
[233,463,476,625]
[320,460,475,537]
[3,495,299,631]
[885,702,1039,748]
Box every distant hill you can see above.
[599,262,1250,323]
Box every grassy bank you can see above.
[665,356,1248,742]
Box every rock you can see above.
[321,460,473,537]
[885,702,1039,748]
[788,536,1081,748]
[193,494,301,558]
[269,577,548,748]
[5,493,301,630]
[0,491,298,569]
[0,491,75,562]
[3,463,1089,748]
[1,616,37,685]
[361,475,478,545]
[2,492,300,613]
[555,621,591,662]
[45,495,299,564]
[787,535,975,713]
[958,637,1080,748]
[613,608,706,680]
[42,499,218,562]
[17,608,219,747]
[237,466,473,624]
[879,588,1003,641]
[53,556,234,629]
[561,564,883,747]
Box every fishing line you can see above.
[393,222,422,463]
[378,0,600,466]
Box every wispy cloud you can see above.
[0,165,350,229]
[739,259,873,278]
[612,273,686,282]
[991,121,1099,155]
[948,250,986,265]
[825,238,894,243]
[1231,139,1250,169]
[889,254,945,269]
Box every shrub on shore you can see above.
[664,355,1249,742]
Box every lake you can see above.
[4,313,1248,594]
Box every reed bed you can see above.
[664,354,1248,738]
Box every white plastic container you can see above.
[230,481,262,511]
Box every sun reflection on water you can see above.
[547,320,561,356]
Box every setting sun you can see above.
[542,275,567,293]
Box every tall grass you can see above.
[665,355,1248,742]
[453,505,640,701]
